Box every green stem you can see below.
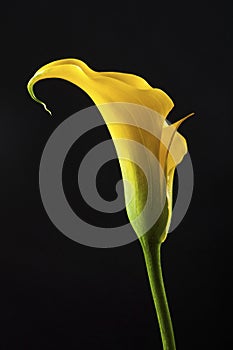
[142,242,176,350]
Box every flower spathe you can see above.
[27,58,192,244]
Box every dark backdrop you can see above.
[1,2,232,349]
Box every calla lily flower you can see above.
[27,59,192,243]
[27,59,193,350]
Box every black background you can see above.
[1,2,232,349]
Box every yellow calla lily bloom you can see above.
[27,58,192,244]
[27,59,193,350]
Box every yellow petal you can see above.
[158,113,194,241]
[163,113,194,176]
[27,58,174,118]
[27,58,192,243]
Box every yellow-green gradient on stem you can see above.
[28,58,193,350]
